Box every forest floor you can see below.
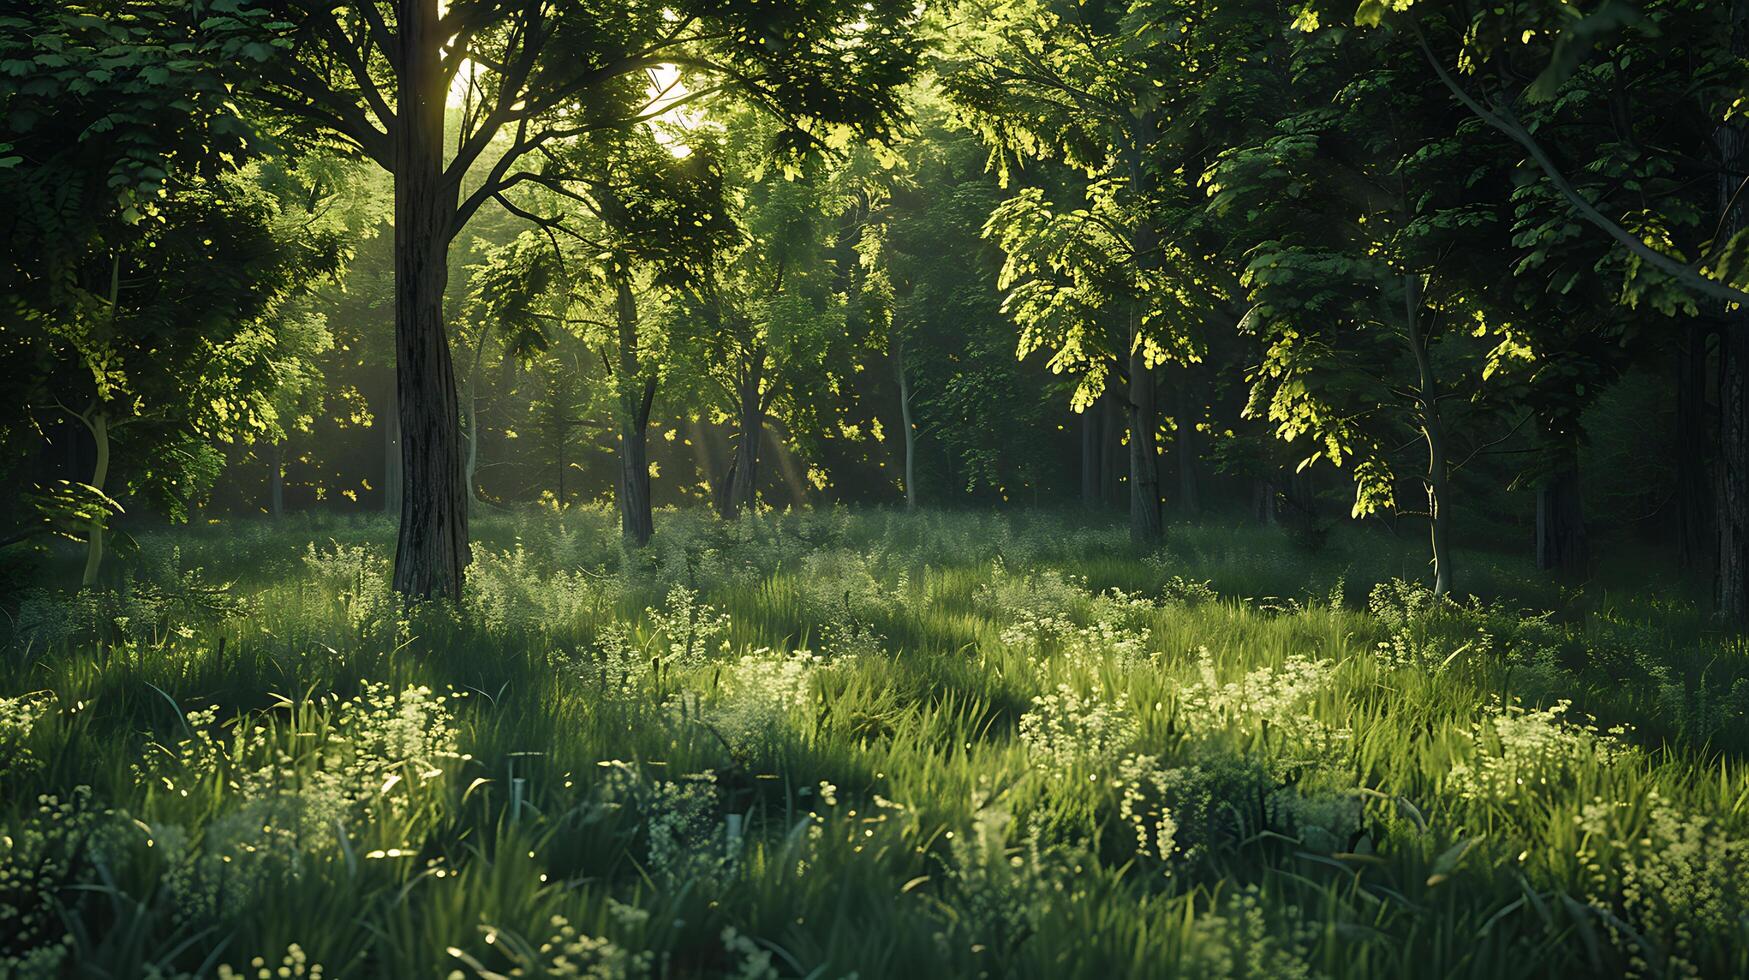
[2,508,1747,978]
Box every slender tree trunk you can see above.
[1254,479,1277,526]
[383,390,401,515]
[1080,397,1101,510]
[895,337,918,512]
[1100,388,1121,507]
[1723,334,1749,619]
[721,349,765,520]
[1535,421,1588,577]
[1716,0,1749,621]
[79,409,109,589]
[1175,370,1200,518]
[1677,323,1713,570]
[1128,345,1163,542]
[557,418,566,506]
[1285,468,1315,526]
[390,0,468,601]
[618,381,655,545]
[462,324,494,515]
[269,441,285,519]
[464,393,479,510]
[1406,274,1452,597]
[1125,115,1164,542]
[614,271,656,546]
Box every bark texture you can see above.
[614,272,655,546]
[390,0,469,601]
[719,347,766,520]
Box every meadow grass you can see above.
[2,507,1747,978]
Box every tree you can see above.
[1306,0,1749,610]
[875,99,1074,507]
[662,109,869,520]
[469,126,732,543]
[942,0,1270,540]
[0,3,350,580]
[221,0,919,598]
[1210,22,1517,596]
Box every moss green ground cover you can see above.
[2,509,1747,978]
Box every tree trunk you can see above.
[1175,370,1200,518]
[721,349,765,520]
[556,415,567,506]
[1254,478,1277,526]
[1125,115,1164,543]
[1677,323,1713,570]
[1717,0,1749,621]
[1128,346,1163,543]
[462,323,495,515]
[383,390,401,515]
[390,0,468,601]
[1723,334,1749,619]
[1406,273,1453,597]
[618,381,655,545]
[269,441,285,519]
[1535,422,1588,578]
[614,272,656,546]
[895,337,918,512]
[464,392,479,511]
[80,409,109,589]
[1099,388,1121,507]
[1080,395,1101,510]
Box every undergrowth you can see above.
[1,506,1745,978]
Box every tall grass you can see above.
[1,506,1745,978]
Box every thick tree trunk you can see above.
[1175,370,1200,518]
[1406,274,1453,597]
[1128,345,1163,543]
[895,337,917,512]
[724,395,761,519]
[1535,423,1588,577]
[614,272,655,546]
[1677,324,1713,570]
[80,410,109,589]
[269,441,285,519]
[390,0,468,601]
[618,386,655,545]
[1717,0,1749,621]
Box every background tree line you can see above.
[3,0,1746,617]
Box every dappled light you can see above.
[4,0,1749,977]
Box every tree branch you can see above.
[1416,32,1749,310]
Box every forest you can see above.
[3,0,1749,976]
